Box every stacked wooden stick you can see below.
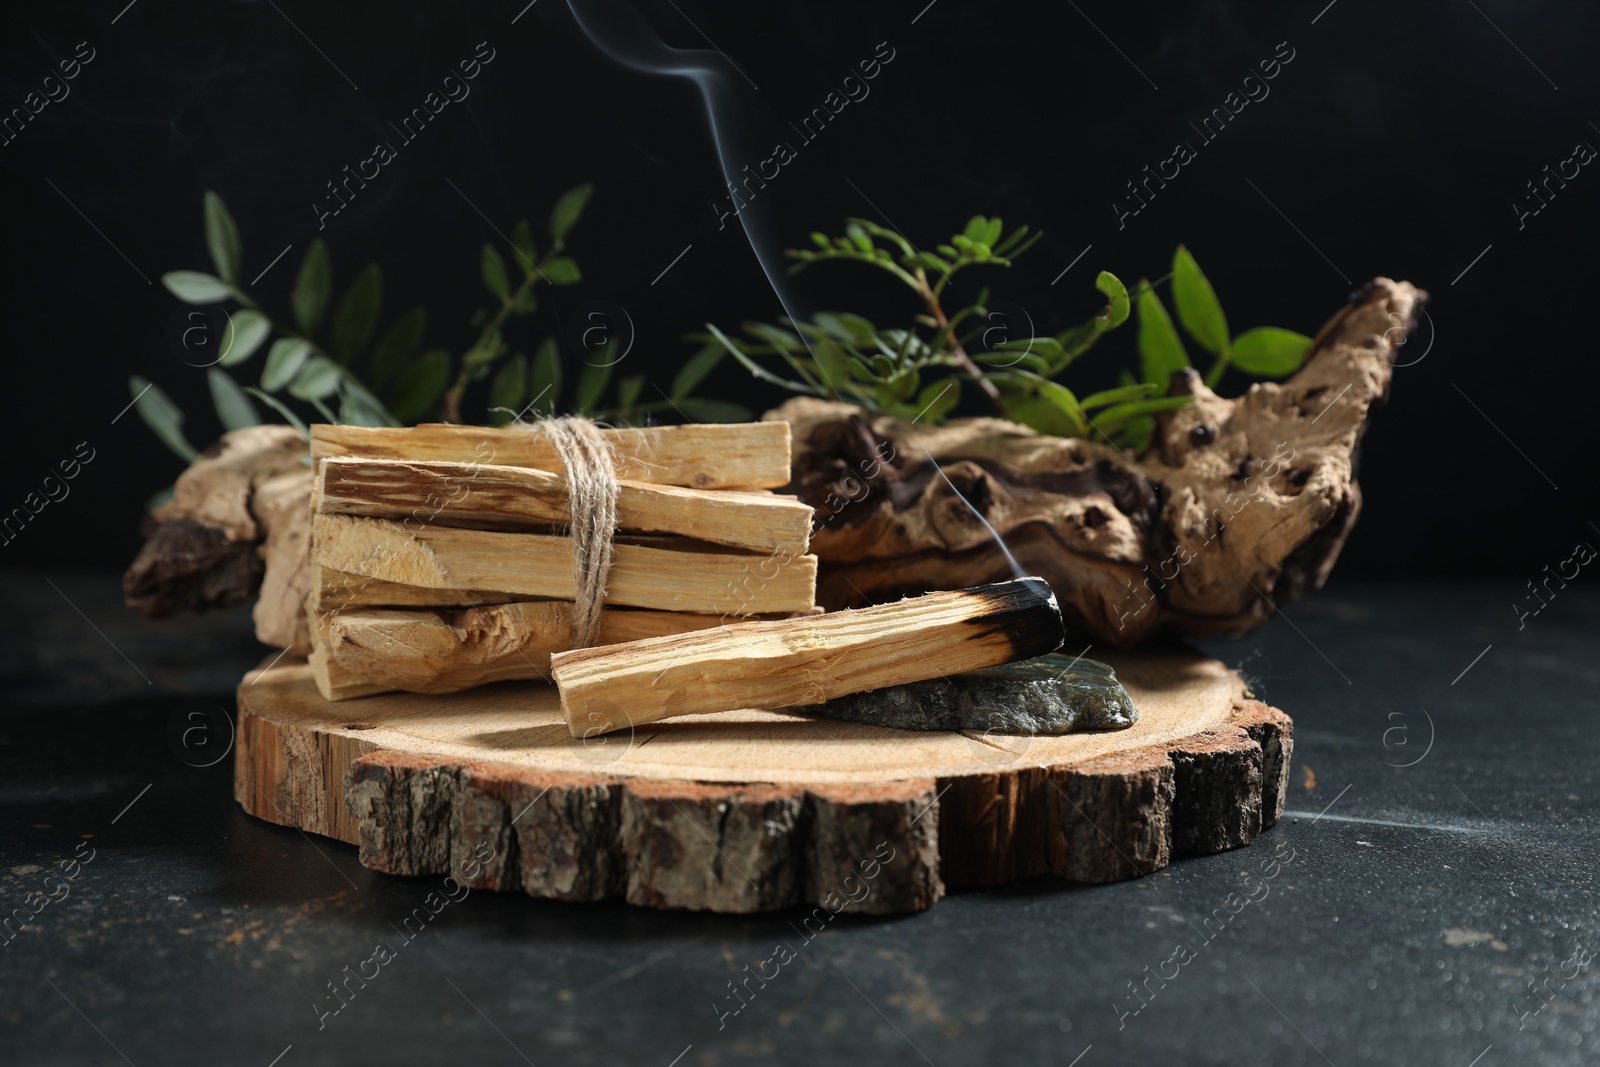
[305,421,818,701]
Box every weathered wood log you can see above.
[310,421,791,489]
[309,601,785,700]
[775,277,1425,646]
[316,457,812,555]
[310,513,817,615]
[235,649,1291,912]
[551,578,1064,736]
[123,425,307,619]
[252,470,313,654]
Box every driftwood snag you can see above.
[237,648,1290,913]
[124,425,308,622]
[775,277,1425,646]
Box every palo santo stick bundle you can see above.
[551,578,1065,737]
[304,421,820,701]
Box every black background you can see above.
[2,0,1595,579]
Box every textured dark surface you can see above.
[797,653,1137,734]
[1,570,1597,1066]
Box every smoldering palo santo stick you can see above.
[551,577,1065,737]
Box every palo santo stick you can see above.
[311,513,817,616]
[551,577,1065,737]
[307,563,520,614]
[310,601,765,700]
[317,458,812,555]
[310,422,790,489]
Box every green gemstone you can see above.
[796,653,1138,735]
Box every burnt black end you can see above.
[957,577,1065,660]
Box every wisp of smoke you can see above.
[564,0,816,350]
[917,445,1029,582]
[568,2,1038,597]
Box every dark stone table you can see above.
[2,571,1596,1066]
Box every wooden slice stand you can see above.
[235,649,1290,914]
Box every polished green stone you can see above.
[795,653,1138,735]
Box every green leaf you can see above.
[974,349,1051,374]
[529,337,561,414]
[541,257,581,286]
[207,368,259,430]
[1136,285,1189,389]
[676,398,752,423]
[994,337,1064,361]
[1110,368,1156,450]
[203,191,243,285]
[1229,327,1313,377]
[291,240,332,335]
[162,271,232,305]
[329,265,382,363]
[671,342,724,399]
[549,182,594,243]
[1080,382,1158,410]
[991,224,1032,257]
[1001,395,1082,438]
[261,338,311,391]
[912,379,959,423]
[245,387,310,438]
[980,217,1003,247]
[218,310,270,366]
[368,307,427,391]
[1089,396,1196,437]
[1033,378,1089,437]
[488,353,529,426]
[1097,270,1130,328]
[707,322,820,394]
[811,337,852,394]
[463,329,501,368]
[337,380,393,427]
[1171,246,1229,356]
[617,374,645,410]
[961,216,988,243]
[288,355,341,402]
[129,376,197,462]
[574,359,612,414]
[744,322,803,350]
[481,244,510,301]
[389,349,451,422]
[812,312,876,342]
[510,219,537,273]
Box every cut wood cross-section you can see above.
[236,647,1291,914]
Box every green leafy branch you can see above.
[1136,246,1314,392]
[703,220,1314,449]
[131,184,739,465]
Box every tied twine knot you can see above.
[523,416,618,648]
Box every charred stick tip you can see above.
[956,577,1065,661]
